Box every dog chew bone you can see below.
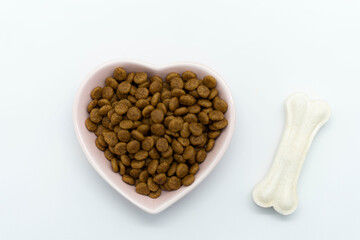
[252,93,331,215]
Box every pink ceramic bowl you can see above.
[73,60,235,214]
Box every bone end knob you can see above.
[252,93,331,215]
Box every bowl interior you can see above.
[73,60,235,214]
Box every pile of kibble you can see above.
[85,67,228,198]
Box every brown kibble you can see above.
[176,163,189,178]
[114,142,127,155]
[131,160,146,169]
[90,108,102,123]
[142,137,154,151]
[213,98,228,113]
[177,137,190,147]
[117,130,131,142]
[97,135,107,147]
[170,77,184,89]
[110,113,122,125]
[151,109,164,123]
[148,148,160,160]
[209,110,224,121]
[203,75,217,89]
[127,107,142,121]
[114,67,127,81]
[135,87,149,99]
[119,99,132,107]
[147,177,159,192]
[198,99,212,108]
[122,174,135,185]
[87,100,97,112]
[168,176,181,190]
[179,94,196,106]
[85,118,97,131]
[103,131,118,146]
[147,160,159,175]
[180,122,190,138]
[169,97,179,112]
[184,78,200,91]
[94,125,106,136]
[171,88,185,97]
[188,104,201,114]
[205,139,215,151]
[174,107,188,116]
[119,120,133,129]
[102,86,114,100]
[137,124,150,135]
[130,168,142,178]
[95,138,106,151]
[189,163,199,175]
[139,170,149,182]
[183,146,195,160]
[153,173,167,184]
[120,155,131,166]
[135,99,149,109]
[105,77,118,89]
[91,87,102,100]
[134,72,148,84]
[151,123,165,136]
[142,105,155,118]
[157,162,170,173]
[130,130,143,141]
[149,81,162,94]
[190,134,206,146]
[134,150,148,161]
[208,130,221,138]
[119,162,126,175]
[172,140,184,154]
[156,138,169,152]
[148,188,161,198]
[111,158,119,172]
[136,182,150,195]
[168,118,183,132]
[117,81,132,94]
[99,105,112,116]
[213,119,228,129]
[125,72,134,83]
[126,140,140,154]
[166,72,180,82]
[196,149,207,163]
[208,88,218,99]
[197,85,210,98]
[151,92,160,106]
[182,71,197,81]
[198,111,210,125]
[182,174,195,186]
[189,123,203,136]
[184,113,198,123]
[167,162,177,176]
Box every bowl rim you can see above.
[73,59,236,214]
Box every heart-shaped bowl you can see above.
[73,59,235,214]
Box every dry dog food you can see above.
[85,67,228,198]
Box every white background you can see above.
[1,0,359,239]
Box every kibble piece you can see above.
[168,176,181,190]
[105,77,118,89]
[147,160,159,175]
[167,162,177,176]
[174,107,188,116]
[198,112,210,125]
[87,100,97,112]
[103,131,118,146]
[117,130,131,143]
[180,122,190,138]
[147,177,159,191]
[182,174,195,186]
[130,130,144,141]
[157,102,167,114]
[166,72,180,82]
[111,158,119,172]
[213,119,228,130]
[170,77,184,89]
[122,174,135,185]
[95,138,106,151]
[153,173,167,184]
[130,168,142,178]
[85,118,97,131]
[176,163,189,178]
[136,182,150,195]
[197,85,210,98]
[171,88,185,97]
[208,88,218,99]
[169,97,179,112]
[205,139,215,151]
[131,160,146,169]
[114,67,127,81]
[104,149,114,160]
[151,92,161,106]
[190,134,206,146]
[142,137,154,151]
[102,86,114,100]
[90,108,102,123]
[135,87,149,99]
[189,163,199,175]
[98,99,110,107]
[134,72,148,84]
[110,113,122,125]
[114,142,127,155]
[126,107,141,121]
[142,105,155,118]
[120,155,131,166]
[172,140,184,154]
[183,146,195,160]
[182,71,197,81]
[127,95,137,104]
[139,170,149,183]
[99,105,112,116]
[196,149,207,163]
[188,104,201,114]
[189,123,203,136]
[126,140,140,154]
[184,78,200,91]
[117,81,131,94]
[91,87,102,100]
[203,75,217,88]
[198,99,212,108]
[94,125,106,136]
[213,98,228,113]
[184,113,198,123]
[135,99,149,109]
[134,150,148,161]
[151,109,164,123]
[179,94,196,106]
[119,162,126,175]
[119,120,133,129]
[151,124,165,136]
[148,188,161,199]
[119,99,132,107]
[157,162,170,173]
[168,118,183,132]
[149,81,162,94]
[97,135,107,147]
[156,138,169,152]
[209,110,224,121]
[162,147,173,158]
[149,148,160,160]
[137,124,150,135]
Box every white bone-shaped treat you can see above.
[252,93,331,215]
